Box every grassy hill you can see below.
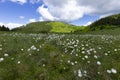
[89,13,120,31]
[12,21,84,33]
[74,13,120,33]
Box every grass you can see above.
[0,29,120,80]
[12,21,84,33]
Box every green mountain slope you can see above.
[12,21,84,33]
[89,13,120,31]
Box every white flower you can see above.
[114,49,117,52]
[85,44,88,46]
[105,53,108,56]
[78,69,82,77]
[43,64,45,67]
[94,55,98,59]
[97,61,101,65]
[75,61,78,64]
[37,49,39,51]
[82,51,85,54]
[98,47,102,49]
[21,49,24,51]
[0,58,4,62]
[68,60,70,63]
[111,68,117,74]
[4,53,9,57]
[98,72,100,74]
[76,54,78,57]
[108,51,111,53]
[82,58,85,60]
[18,61,21,64]
[71,62,74,65]
[94,51,97,53]
[82,47,85,50]
[11,58,14,60]
[84,70,87,74]
[0,48,2,50]
[90,48,93,51]
[31,45,37,50]
[107,70,112,74]
[87,61,90,63]
[27,48,30,51]
[85,55,88,59]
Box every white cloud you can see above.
[37,0,120,22]
[38,0,93,22]
[29,19,36,23]
[0,22,23,29]
[29,0,41,4]
[37,5,57,21]
[84,21,93,26]
[10,0,27,4]
[19,16,25,19]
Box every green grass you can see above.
[12,21,84,33]
[0,29,120,80]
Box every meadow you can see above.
[0,31,120,80]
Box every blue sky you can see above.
[0,0,120,29]
[0,1,41,23]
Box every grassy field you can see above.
[12,21,84,33]
[0,31,120,80]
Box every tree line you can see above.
[0,25,9,31]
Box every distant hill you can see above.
[12,21,84,33]
[89,13,120,31]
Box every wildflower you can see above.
[0,58,4,62]
[4,53,9,57]
[31,45,37,50]
[71,62,74,65]
[97,61,101,65]
[76,54,78,57]
[43,64,45,67]
[85,55,88,59]
[0,48,2,50]
[18,61,21,64]
[107,70,112,74]
[78,69,82,77]
[98,72,100,74]
[68,60,70,63]
[114,49,117,52]
[111,68,117,74]
[21,49,24,51]
[82,51,85,54]
[87,61,90,63]
[94,55,98,59]
[75,61,78,64]
[98,47,102,50]
[105,53,108,56]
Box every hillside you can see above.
[89,13,120,31]
[12,21,84,33]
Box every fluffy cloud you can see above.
[37,0,120,22]
[29,0,41,4]
[10,0,27,4]
[19,16,25,19]
[0,22,23,29]
[10,0,40,4]
[29,19,36,23]
[84,21,93,26]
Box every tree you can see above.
[0,25,9,31]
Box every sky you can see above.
[0,0,120,29]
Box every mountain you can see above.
[89,13,120,31]
[12,21,83,33]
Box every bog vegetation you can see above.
[0,13,120,80]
